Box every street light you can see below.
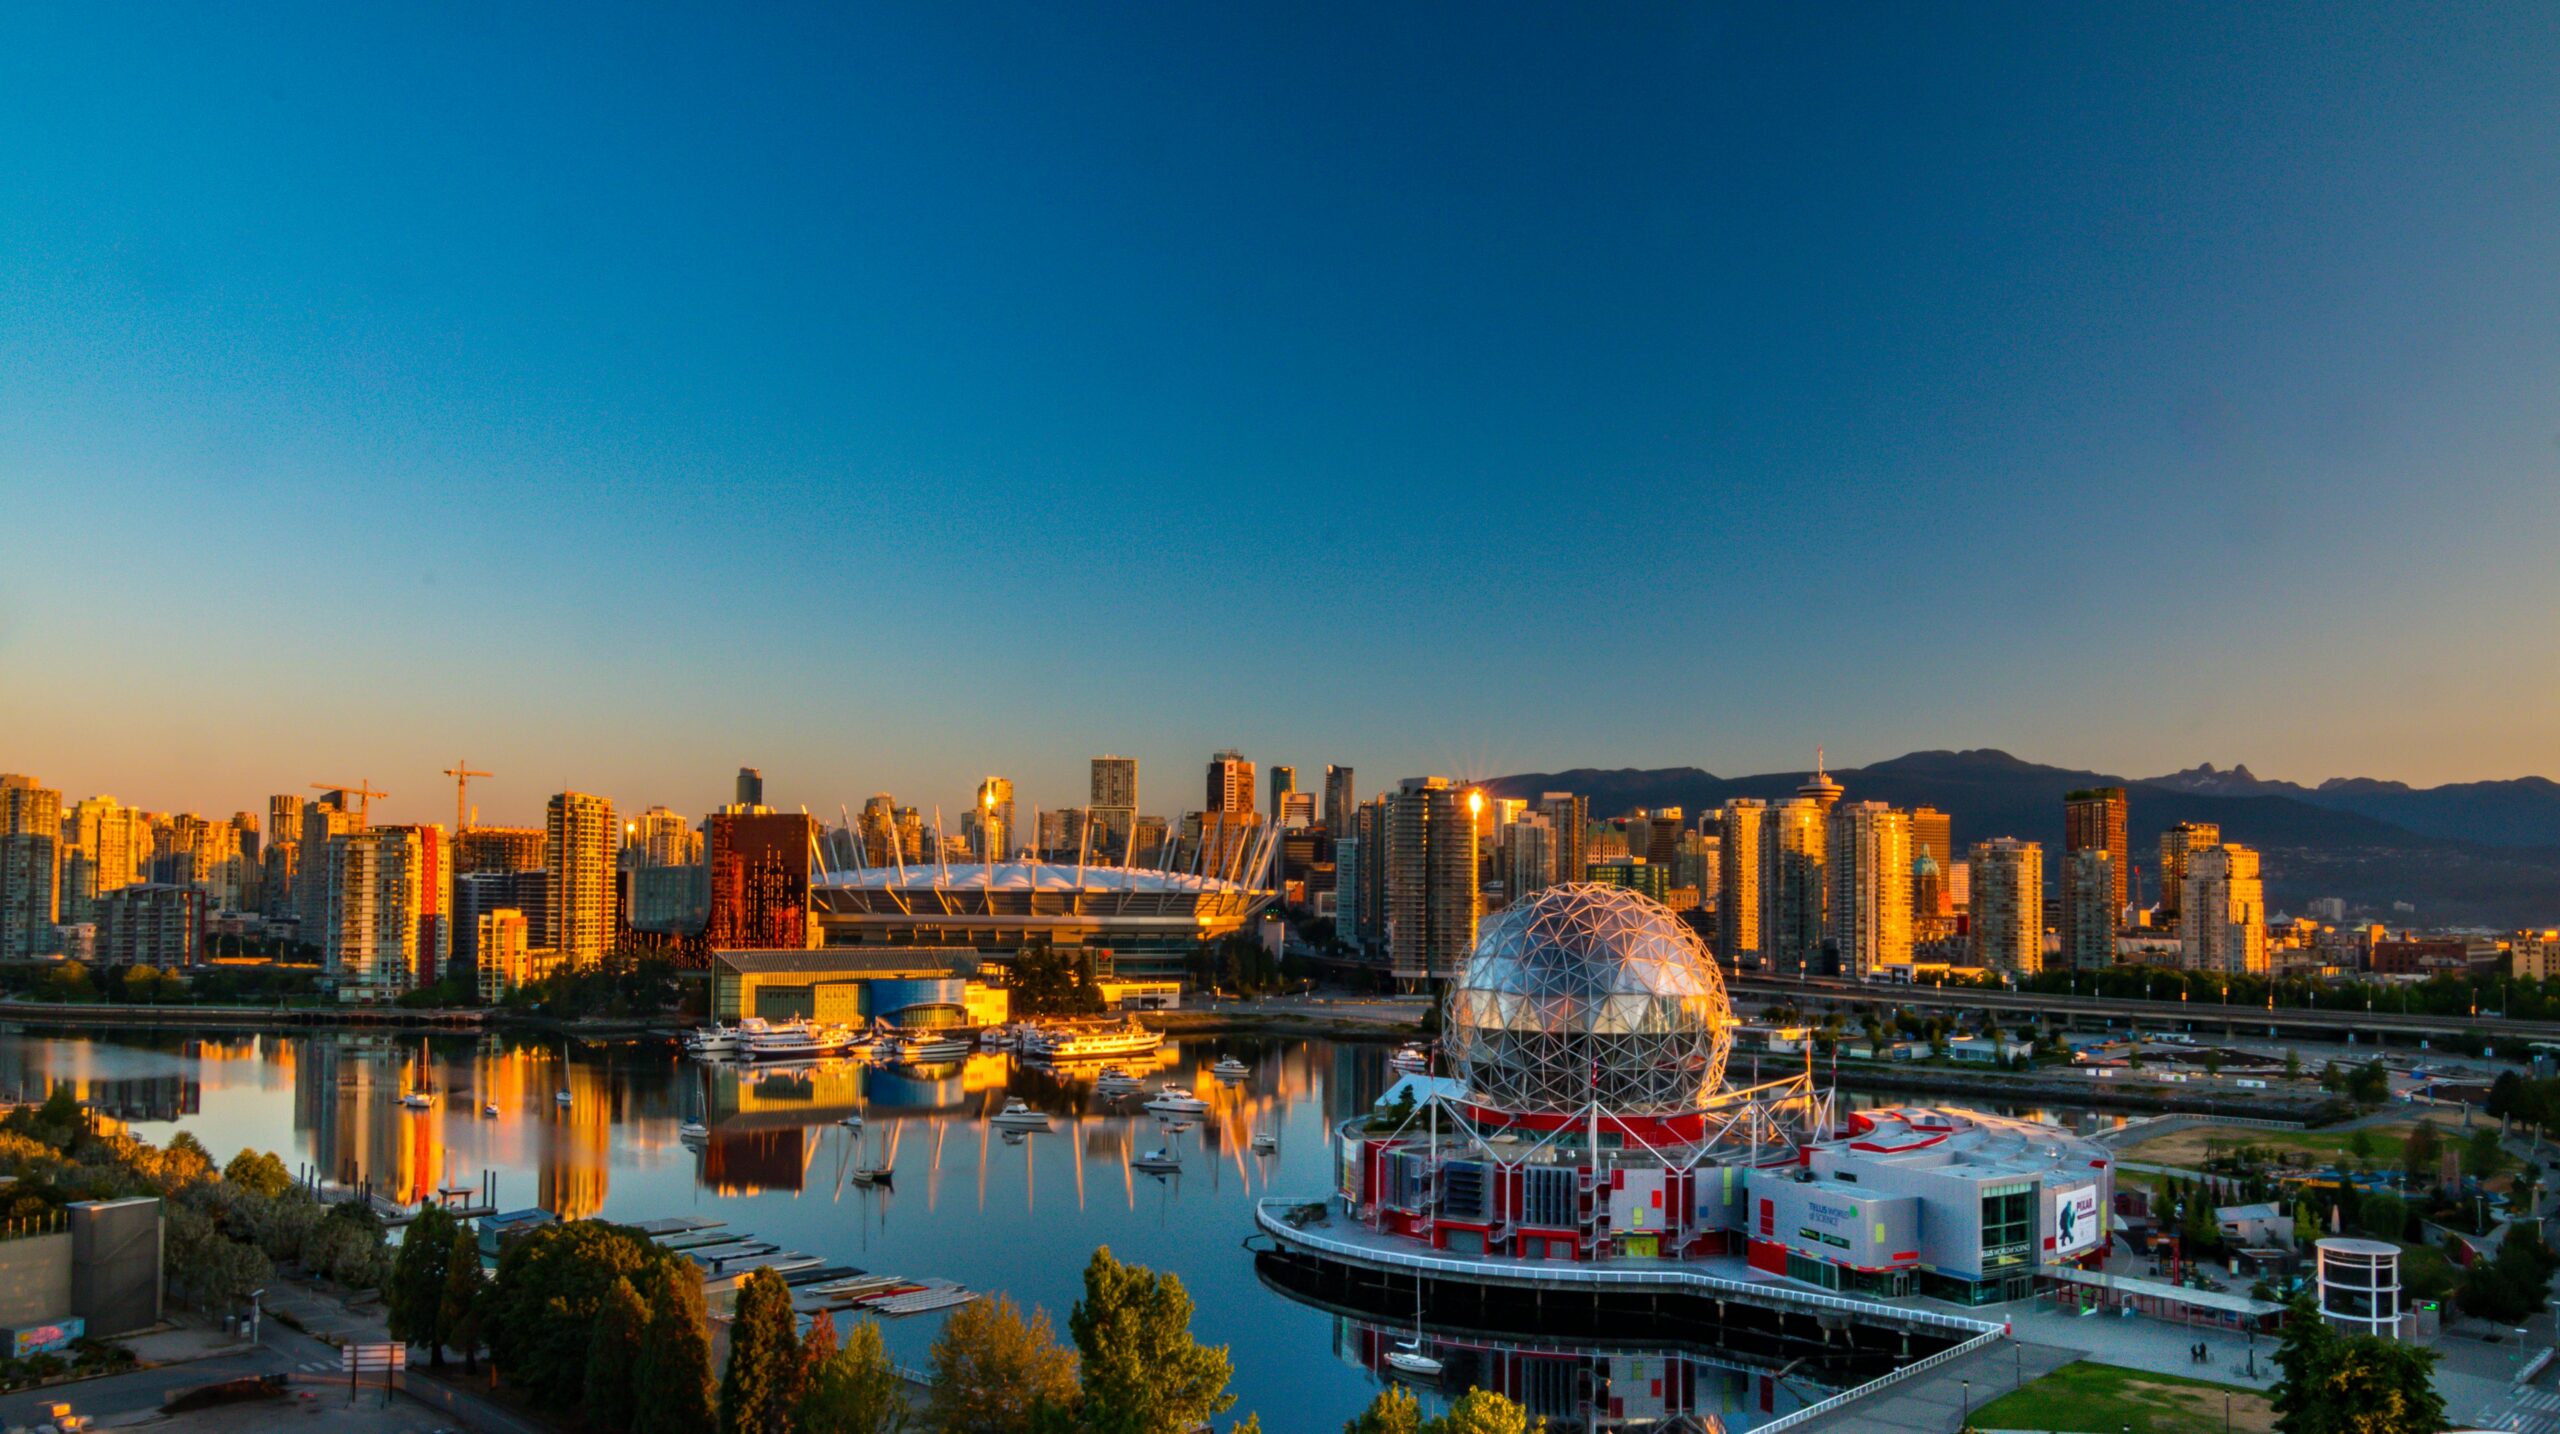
[247,1287,265,1347]
[1961,1378,1971,1428]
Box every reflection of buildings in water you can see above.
[1331,1315,1824,1434]
[0,1039,204,1124]
[542,1053,611,1220]
[297,1035,442,1202]
[702,1127,813,1195]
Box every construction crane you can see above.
[311,779,388,823]
[442,761,492,834]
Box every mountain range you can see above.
[1481,749,2560,930]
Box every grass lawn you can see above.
[2119,1116,2465,1171]
[1971,1361,2272,1434]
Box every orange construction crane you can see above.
[442,761,492,834]
[311,779,388,823]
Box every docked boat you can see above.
[894,1036,971,1065]
[1130,1148,1182,1174]
[851,1164,894,1187]
[1251,1132,1278,1154]
[742,1020,856,1063]
[398,1092,435,1110]
[1142,1084,1209,1116]
[1384,1343,1445,1380]
[989,1100,1050,1132]
[1093,1066,1142,1095]
[679,1120,710,1143]
[1211,1057,1250,1080]
[979,1025,1019,1050]
[685,1019,761,1059]
[482,1102,501,1118]
[555,1089,574,1107]
[1389,1043,1431,1074]
[1022,1020,1164,1063]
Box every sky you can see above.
[4,3,2558,828]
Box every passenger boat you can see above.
[1130,1148,1182,1174]
[685,1019,762,1059]
[989,1100,1050,1132]
[1142,1084,1209,1116]
[1211,1057,1250,1080]
[742,1020,856,1063]
[1021,1020,1164,1063]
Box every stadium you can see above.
[809,858,1275,978]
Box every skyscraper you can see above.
[972,776,1015,860]
[2156,822,2220,922]
[2180,845,2266,974]
[705,811,813,950]
[60,796,145,926]
[1825,802,1911,979]
[0,776,61,958]
[325,826,424,1002]
[1090,756,1138,857]
[264,793,304,919]
[2062,787,2128,941]
[1536,793,1588,899]
[1206,750,1256,816]
[1322,765,1355,837]
[2063,849,2115,970]
[546,791,617,971]
[1970,838,2043,975]
[1761,799,1827,977]
[457,826,545,874]
[1502,813,1558,904]
[1386,777,1477,989]
[1717,800,1766,967]
[1908,807,1952,870]
[1268,766,1295,821]
[736,767,764,809]
[297,797,363,947]
[633,807,697,868]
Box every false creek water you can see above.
[0,1028,2125,1430]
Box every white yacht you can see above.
[398,1092,435,1110]
[1143,1084,1209,1116]
[1384,1343,1444,1379]
[837,1114,864,1131]
[482,1102,501,1119]
[895,1035,972,1064]
[1211,1057,1250,1080]
[1130,1148,1182,1174]
[741,1020,855,1063]
[1022,1020,1165,1063]
[1093,1066,1142,1095]
[685,1020,761,1059]
[1251,1131,1278,1154]
[1389,1043,1431,1074]
[989,1100,1051,1132]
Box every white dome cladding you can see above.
[1443,883,1735,1116]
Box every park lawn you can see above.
[2119,1115,2464,1171]
[1972,1361,2272,1434]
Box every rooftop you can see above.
[815,861,1257,895]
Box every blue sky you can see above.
[4,3,2557,825]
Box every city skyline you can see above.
[8,5,2560,805]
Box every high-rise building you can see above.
[1970,838,2044,975]
[2063,849,2116,970]
[1536,793,1589,901]
[1088,756,1138,857]
[382,824,450,985]
[263,794,305,920]
[972,777,1015,860]
[0,776,62,958]
[632,807,697,868]
[457,869,548,962]
[60,796,145,926]
[1585,857,1671,902]
[1717,800,1766,967]
[1761,799,1827,977]
[96,883,203,969]
[1207,750,1256,816]
[1322,766,1355,837]
[1826,802,1911,979]
[545,792,617,971]
[2180,845,2266,974]
[297,798,363,947]
[2063,787,2129,939]
[736,767,764,809]
[1278,792,1317,830]
[1909,807,1952,869]
[457,825,545,874]
[1386,778,1477,989]
[2156,822,2220,922]
[1502,813,1558,904]
[705,812,813,950]
[1268,766,1296,821]
[475,909,551,1003]
[1796,754,1845,814]
[325,826,424,1002]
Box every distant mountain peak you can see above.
[2144,762,2302,796]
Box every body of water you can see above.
[0,1029,2120,1430]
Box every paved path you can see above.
[1799,1339,2078,1434]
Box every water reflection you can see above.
[0,1027,2115,1429]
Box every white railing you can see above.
[1254,1199,2006,1339]
[1751,1326,2009,1434]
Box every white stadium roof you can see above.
[813,861,1258,896]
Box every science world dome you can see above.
[1442,883,1735,1117]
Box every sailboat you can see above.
[554,1037,575,1107]
[1382,1275,1442,1379]
[853,1117,898,1186]
[398,1035,437,1108]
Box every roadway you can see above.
[1726,975,2560,1044]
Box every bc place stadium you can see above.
[807,859,1272,978]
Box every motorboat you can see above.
[555,1089,574,1107]
[742,1020,856,1064]
[1251,1132,1278,1154]
[398,1092,435,1110]
[979,1026,1019,1050]
[685,1020,759,1059]
[1159,1118,1195,1134]
[1130,1148,1182,1174]
[1093,1066,1142,1096]
[679,1120,709,1143]
[990,1100,1051,1132]
[895,1036,972,1065]
[1142,1084,1209,1116]
[1021,1020,1165,1063]
[1389,1043,1431,1074]
[1211,1057,1250,1080]
[482,1103,501,1118]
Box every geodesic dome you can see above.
[1443,883,1734,1116]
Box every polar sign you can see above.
[2054,1185,2101,1257]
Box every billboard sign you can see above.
[2055,1185,2102,1257]
[7,1318,82,1356]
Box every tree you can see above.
[224,1149,293,1199]
[386,1204,458,1363]
[2345,1129,2375,1165]
[438,1227,486,1374]
[722,1266,803,1434]
[1067,1246,1234,1434]
[924,1293,1080,1434]
[2401,1123,2443,1187]
[483,1221,668,1409]
[634,1259,718,1434]
[2348,1060,2391,1106]
[1345,1387,1422,1434]
[163,1204,272,1310]
[2285,1050,2304,1081]
[1426,1390,1541,1434]
[2464,1127,2509,1180]
[587,1277,653,1434]
[800,1311,839,1398]
[2272,1293,2444,1434]
[797,1318,908,1434]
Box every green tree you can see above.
[722,1266,803,1434]
[483,1220,668,1409]
[634,1259,718,1434]
[2285,1049,2304,1081]
[2464,1127,2509,1179]
[924,1293,1080,1434]
[1426,1389,1541,1434]
[2345,1129,2375,1165]
[587,1276,653,1434]
[796,1317,908,1434]
[1345,1387,1422,1434]
[438,1227,487,1374]
[1067,1246,1234,1434]
[385,1204,458,1363]
[2348,1060,2391,1106]
[2272,1293,2444,1434]
[223,1148,293,1199]
[2401,1123,2444,1187]
[163,1204,272,1309]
